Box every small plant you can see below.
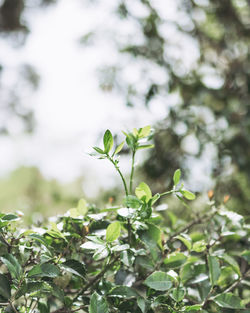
[0,126,249,313]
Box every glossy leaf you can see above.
[144,271,172,291]
[103,129,113,153]
[90,292,109,313]
[213,293,245,309]
[135,182,152,202]
[208,255,220,286]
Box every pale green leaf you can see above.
[144,271,172,291]
[173,169,181,186]
[106,221,121,242]
[135,182,152,203]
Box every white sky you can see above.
[0,0,168,195]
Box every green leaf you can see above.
[61,259,85,278]
[114,141,124,155]
[184,304,202,312]
[241,250,250,264]
[175,234,192,251]
[93,146,105,154]
[103,129,113,153]
[138,125,151,138]
[213,293,245,309]
[108,286,138,298]
[106,221,121,242]
[135,182,152,203]
[181,190,196,200]
[170,287,185,302]
[208,255,221,286]
[2,214,19,221]
[164,252,187,269]
[173,169,181,186]
[137,297,147,313]
[28,263,60,278]
[1,254,22,280]
[137,144,154,150]
[219,254,241,276]
[89,292,109,313]
[124,195,141,208]
[192,240,207,252]
[144,271,172,291]
[0,274,11,299]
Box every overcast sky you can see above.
[0,0,169,195]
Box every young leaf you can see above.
[114,141,124,155]
[90,292,109,313]
[173,169,181,186]
[139,125,151,138]
[103,129,113,153]
[213,293,245,309]
[208,255,221,286]
[192,240,207,252]
[175,234,192,251]
[181,190,196,200]
[144,271,172,291]
[106,221,121,242]
[135,182,152,203]
[137,144,154,150]
[93,146,105,154]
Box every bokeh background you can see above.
[0,0,250,224]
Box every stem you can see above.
[71,254,120,303]
[129,150,136,194]
[159,190,174,197]
[108,156,128,196]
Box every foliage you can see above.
[88,0,250,216]
[0,127,249,313]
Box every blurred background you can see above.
[0,0,249,224]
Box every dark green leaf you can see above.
[61,259,85,278]
[90,292,109,313]
[0,274,11,299]
[28,263,60,278]
[109,286,138,298]
[1,254,22,280]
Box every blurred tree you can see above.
[90,0,250,215]
[0,166,83,224]
[0,0,57,135]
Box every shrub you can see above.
[0,126,249,312]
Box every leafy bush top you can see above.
[0,126,249,313]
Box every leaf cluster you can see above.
[0,127,249,313]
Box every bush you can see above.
[0,126,249,312]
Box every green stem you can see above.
[129,150,136,194]
[159,190,174,197]
[108,156,128,196]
